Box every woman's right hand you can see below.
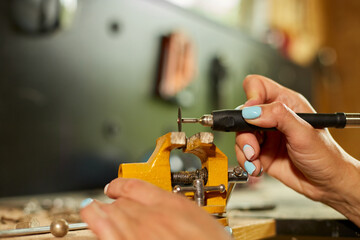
[235,75,360,226]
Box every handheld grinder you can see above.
[177,108,360,132]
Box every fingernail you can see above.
[80,198,93,208]
[235,104,244,110]
[244,161,256,175]
[224,226,233,235]
[104,184,109,195]
[242,106,262,119]
[257,167,264,177]
[243,144,255,160]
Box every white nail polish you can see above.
[243,144,255,160]
[104,184,109,195]
[235,104,244,110]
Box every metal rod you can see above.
[0,222,88,238]
[345,113,360,127]
[193,179,205,207]
[226,183,236,205]
[204,184,226,193]
[171,168,208,185]
[181,118,199,123]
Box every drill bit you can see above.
[177,108,207,131]
[177,107,213,129]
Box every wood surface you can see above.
[0,204,274,240]
[1,175,346,239]
[2,219,274,240]
[230,218,276,240]
[0,209,274,240]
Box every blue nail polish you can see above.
[80,198,93,208]
[244,161,256,175]
[242,106,262,119]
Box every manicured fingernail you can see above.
[224,226,233,235]
[244,161,256,175]
[80,198,93,208]
[242,106,262,119]
[257,167,264,177]
[235,104,244,110]
[243,144,255,160]
[104,184,109,195]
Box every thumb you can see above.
[242,102,316,149]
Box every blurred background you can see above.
[0,0,359,197]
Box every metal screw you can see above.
[233,166,243,176]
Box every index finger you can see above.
[243,75,314,112]
[243,75,283,106]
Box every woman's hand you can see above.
[80,178,230,240]
[235,75,360,226]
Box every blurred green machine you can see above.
[0,0,311,196]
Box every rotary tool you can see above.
[177,108,360,132]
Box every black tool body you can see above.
[212,110,346,132]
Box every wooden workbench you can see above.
[1,175,358,239]
[0,219,275,240]
[0,190,275,239]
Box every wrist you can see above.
[322,157,360,227]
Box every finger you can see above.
[235,132,260,161]
[99,199,143,239]
[80,201,122,240]
[258,130,284,172]
[235,143,262,176]
[254,131,266,146]
[242,102,317,150]
[105,178,174,205]
[109,197,145,219]
[106,198,193,240]
[242,75,283,106]
[243,75,315,112]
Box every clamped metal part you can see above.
[173,179,226,207]
[118,132,248,217]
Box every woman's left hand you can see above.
[80,178,230,240]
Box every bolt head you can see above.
[233,166,243,176]
[172,185,182,193]
[219,184,226,193]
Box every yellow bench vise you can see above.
[118,132,248,223]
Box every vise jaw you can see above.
[118,132,247,216]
